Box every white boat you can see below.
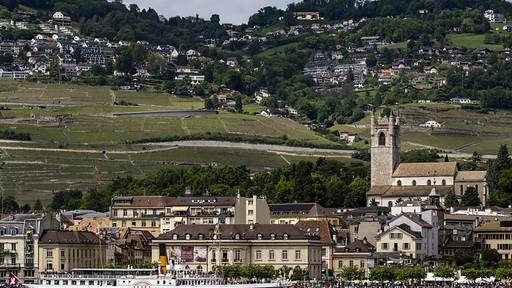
[23,263,287,288]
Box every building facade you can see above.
[269,203,340,225]
[333,238,375,278]
[151,224,323,280]
[474,217,512,260]
[38,230,106,273]
[160,195,270,234]
[0,214,60,283]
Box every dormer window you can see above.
[283,233,289,240]
[172,234,178,240]
[270,233,276,240]
[185,234,191,240]
[198,234,204,240]
[257,233,263,240]
[234,233,241,240]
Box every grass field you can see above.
[448,33,504,50]
[0,82,345,202]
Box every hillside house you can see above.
[419,120,442,128]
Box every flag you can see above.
[8,273,20,287]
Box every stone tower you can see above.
[370,113,400,187]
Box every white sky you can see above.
[122,0,298,24]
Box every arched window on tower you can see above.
[397,180,402,186]
[427,180,432,186]
[388,201,393,207]
[442,179,446,186]
[412,180,417,186]
[460,185,464,194]
[378,132,386,146]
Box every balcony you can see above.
[0,249,17,255]
[0,263,20,270]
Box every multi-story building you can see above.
[116,228,154,265]
[151,224,323,280]
[110,196,172,236]
[376,223,425,263]
[160,195,270,234]
[333,238,375,278]
[296,220,336,276]
[0,214,60,283]
[269,203,340,225]
[38,230,106,273]
[474,217,512,260]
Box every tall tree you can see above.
[444,190,459,208]
[461,187,481,206]
[497,145,512,171]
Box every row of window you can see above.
[46,248,98,259]
[112,220,157,228]
[112,209,160,217]
[0,229,19,236]
[173,233,290,241]
[210,249,303,263]
[255,249,302,261]
[0,243,17,251]
[337,259,365,269]
[0,256,17,265]
[380,242,422,251]
[396,179,447,186]
[479,233,512,240]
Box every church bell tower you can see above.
[370,113,401,187]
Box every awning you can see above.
[172,207,189,212]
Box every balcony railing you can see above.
[0,263,20,269]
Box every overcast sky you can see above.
[123,0,298,24]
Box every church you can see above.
[367,114,488,207]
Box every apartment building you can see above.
[0,214,60,283]
[333,238,375,278]
[296,220,336,274]
[474,217,512,260]
[160,195,270,234]
[151,224,323,280]
[376,223,426,262]
[38,230,106,273]
[110,196,172,236]
[269,203,340,225]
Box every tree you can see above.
[341,266,363,282]
[461,187,481,206]
[433,264,454,285]
[444,190,459,208]
[147,53,166,76]
[290,266,308,281]
[234,94,243,113]
[481,248,501,267]
[369,266,397,282]
[344,177,367,208]
[496,268,512,282]
[0,195,19,213]
[397,267,426,284]
[497,145,511,171]
[455,249,477,266]
[33,199,44,212]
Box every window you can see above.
[248,210,254,215]
[381,243,388,250]
[141,221,146,227]
[416,243,422,250]
[412,180,417,186]
[378,132,386,146]
[270,233,276,240]
[46,249,53,257]
[47,263,53,271]
[234,250,241,262]
[185,234,191,240]
[123,209,127,217]
[255,250,262,261]
[257,233,263,240]
[322,248,327,257]
[442,179,446,186]
[460,185,464,194]
[295,250,301,260]
[151,221,156,227]
[338,260,343,268]
[0,257,3,265]
[222,250,228,262]
[248,200,254,205]
[476,184,479,191]
[397,180,402,186]
[11,243,16,251]
[282,250,288,261]
[268,249,275,261]
[283,233,289,240]
[349,260,354,267]
[60,264,64,270]
[388,201,393,207]
[172,234,178,240]
[234,233,240,240]
[427,180,432,186]
[11,257,16,264]
[60,249,65,257]
[403,243,410,250]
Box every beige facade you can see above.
[376,225,425,261]
[332,239,375,278]
[475,218,512,260]
[160,196,270,234]
[38,231,106,273]
[110,196,169,236]
[269,203,340,226]
[152,224,323,280]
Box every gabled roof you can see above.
[390,213,433,228]
[39,230,103,245]
[393,162,458,177]
[269,203,333,217]
[456,171,487,182]
[295,220,334,245]
[377,224,423,240]
[341,238,375,253]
